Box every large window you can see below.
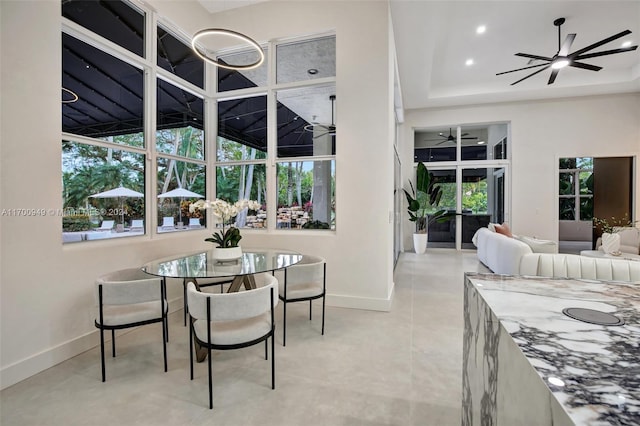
[62,8,147,243]
[559,157,593,221]
[216,35,336,231]
[62,1,336,242]
[62,0,207,243]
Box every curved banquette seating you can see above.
[519,253,640,283]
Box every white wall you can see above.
[0,0,395,389]
[401,93,640,250]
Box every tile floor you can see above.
[0,249,488,426]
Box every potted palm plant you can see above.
[403,162,453,254]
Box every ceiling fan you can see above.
[497,17,638,85]
[304,95,336,138]
[424,128,477,145]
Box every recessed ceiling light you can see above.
[477,140,485,145]
[622,41,632,48]
[476,25,486,34]
[465,59,474,66]
[307,68,318,75]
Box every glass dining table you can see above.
[142,247,302,291]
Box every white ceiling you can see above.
[390,0,640,109]
[195,1,640,110]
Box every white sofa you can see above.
[474,227,559,275]
[520,253,640,283]
[473,227,533,275]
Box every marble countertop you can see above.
[465,273,640,425]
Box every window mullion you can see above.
[266,39,278,231]
[147,10,158,236]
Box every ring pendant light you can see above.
[191,28,264,70]
[62,87,78,103]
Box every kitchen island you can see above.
[463,273,639,425]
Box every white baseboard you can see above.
[326,285,394,312]
[0,297,183,391]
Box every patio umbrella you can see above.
[90,186,144,225]
[157,188,204,224]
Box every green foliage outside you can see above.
[558,157,593,221]
[62,215,94,232]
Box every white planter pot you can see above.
[601,233,621,255]
[211,246,243,262]
[413,233,428,254]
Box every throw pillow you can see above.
[494,223,513,238]
[487,223,497,232]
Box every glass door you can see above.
[427,169,457,248]
[414,123,510,250]
[461,167,505,249]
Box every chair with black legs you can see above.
[186,273,278,409]
[278,255,326,346]
[94,268,168,382]
[181,277,233,326]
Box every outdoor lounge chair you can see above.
[130,219,144,232]
[188,218,202,228]
[95,220,115,231]
[161,217,175,230]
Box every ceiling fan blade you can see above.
[559,33,576,56]
[574,45,638,60]
[569,30,631,57]
[496,62,549,76]
[511,65,550,85]
[548,68,560,85]
[515,53,553,62]
[461,136,478,140]
[569,61,602,72]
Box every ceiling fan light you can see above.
[551,58,570,69]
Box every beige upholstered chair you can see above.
[181,277,233,326]
[186,273,278,409]
[595,227,640,255]
[94,268,168,382]
[279,255,326,346]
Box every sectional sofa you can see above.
[473,227,640,283]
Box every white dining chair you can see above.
[186,273,278,409]
[181,277,233,326]
[94,268,168,382]
[278,255,326,346]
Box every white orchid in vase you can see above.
[190,198,261,248]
